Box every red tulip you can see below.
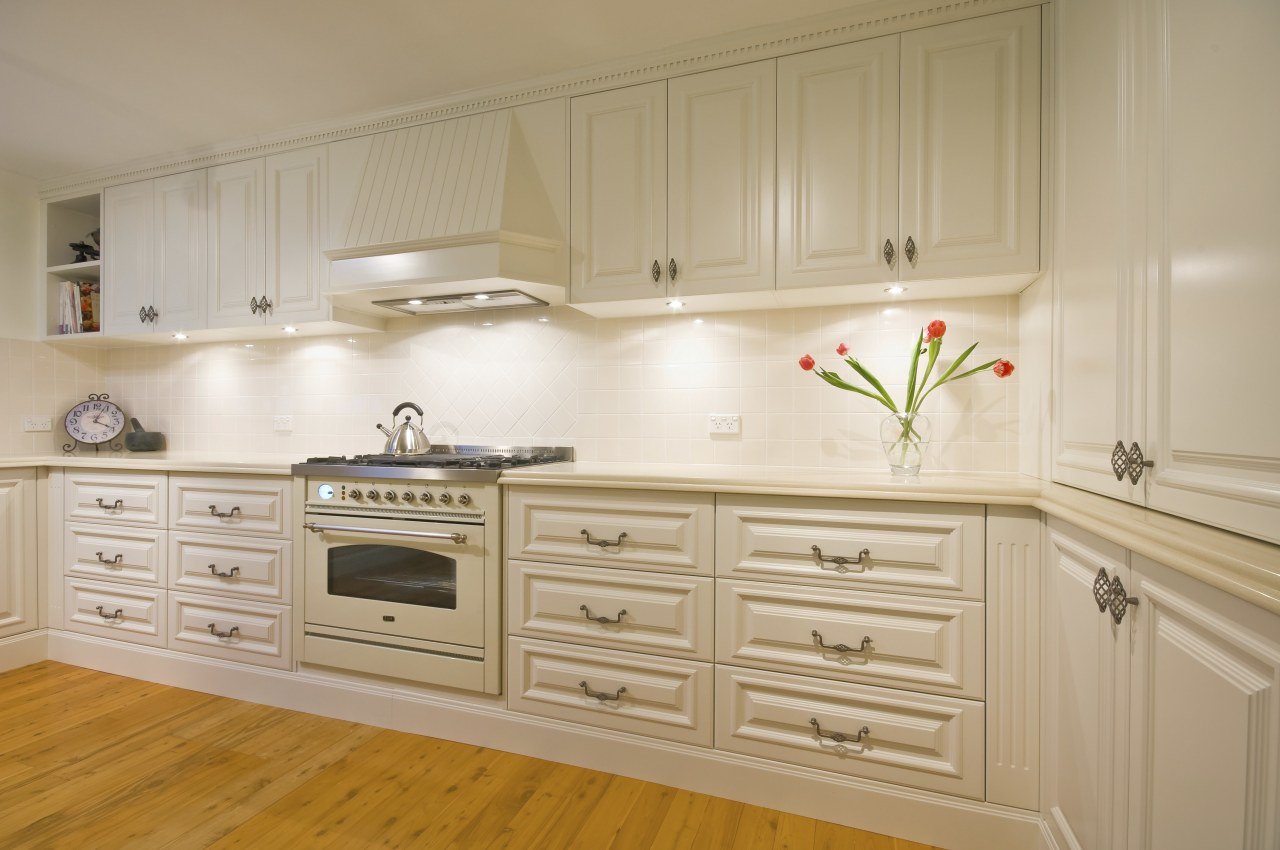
[993,359,1015,378]
[925,320,946,342]
[799,354,816,371]
[836,343,848,356]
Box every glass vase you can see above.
[880,412,931,476]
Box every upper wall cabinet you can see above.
[104,172,208,336]
[570,60,776,305]
[777,7,1040,294]
[1052,0,1280,543]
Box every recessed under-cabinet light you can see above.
[283,326,299,334]
[884,285,906,295]
[172,332,187,340]
[666,299,685,310]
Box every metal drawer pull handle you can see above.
[651,259,662,283]
[883,238,896,268]
[811,630,873,655]
[904,236,917,266]
[208,624,240,639]
[581,529,627,549]
[303,522,467,544]
[579,681,627,702]
[810,717,870,745]
[811,545,871,572]
[209,505,242,519]
[1094,567,1138,625]
[208,565,240,578]
[580,605,627,625]
[95,552,124,565]
[96,498,124,510]
[95,606,123,620]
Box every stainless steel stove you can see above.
[292,444,571,693]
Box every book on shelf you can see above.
[57,280,100,334]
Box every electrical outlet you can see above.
[273,415,293,432]
[708,414,741,435]
[22,416,51,432]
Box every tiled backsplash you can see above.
[1,295,1020,470]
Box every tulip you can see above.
[799,354,815,371]
[993,360,1015,378]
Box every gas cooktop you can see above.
[291,445,573,482]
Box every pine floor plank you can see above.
[0,662,940,850]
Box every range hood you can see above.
[324,99,568,316]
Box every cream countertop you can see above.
[0,452,297,476]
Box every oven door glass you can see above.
[328,544,458,609]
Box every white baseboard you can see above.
[0,629,49,672]
[46,631,1043,850]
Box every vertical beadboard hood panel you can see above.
[324,98,569,313]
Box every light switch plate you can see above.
[708,414,741,435]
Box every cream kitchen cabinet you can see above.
[1043,519,1280,850]
[103,171,207,335]
[1052,0,1280,544]
[777,8,1040,292]
[207,147,328,329]
[570,59,776,304]
[0,469,38,639]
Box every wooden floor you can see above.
[0,662,938,849]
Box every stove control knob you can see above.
[419,492,433,503]
[349,490,363,501]
[457,493,472,506]
[401,492,415,503]
[437,492,453,505]
[366,490,379,501]
[384,490,397,502]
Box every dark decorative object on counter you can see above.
[124,417,164,452]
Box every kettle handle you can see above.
[392,402,424,420]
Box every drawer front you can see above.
[64,524,166,586]
[716,665,985,799]
[168,592,292,669]
[509,560,713,659]
[64,578,166,647]
[507,487,714,575]
[716,580,984,698]
[169,476,291,536]
[169,532,291,601]
[716,495,984,598]
[65,471,166,527]
[507,637,713,747]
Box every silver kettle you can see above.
[377,402,430,455]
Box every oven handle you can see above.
[302,522,467,545]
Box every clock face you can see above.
[65,399,125,444]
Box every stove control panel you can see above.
[305,478,489,515]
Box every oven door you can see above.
[303,512,486,648]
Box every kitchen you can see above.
[0,0,1277,848]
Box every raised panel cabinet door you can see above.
[152,170,208,333]
[570,82,668,303]
[266,146,328,323]
[103,180,154,334]
[899,7,1040,281]
[1050,0,1144,504]
[0,470,37,639]
[1042,520,1130,850]
[1140,0,1280,544]
[1126,554,1280,850]
[777,36,899,289]
[207,158,266,328]
[667,60,775,296]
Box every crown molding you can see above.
[39,0,1043,200]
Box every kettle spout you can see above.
[377,424,392,438]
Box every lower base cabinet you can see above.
[0,469,38,639]
[64,577,167,647]
[169,592,292,670]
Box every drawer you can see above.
[507,487,714,575]
[509,560,713,659]
[169,532,291,601]
[716,495,984,599]
[168,592,292,670]
[169,476,291,536]
[65,471,166,527]
[716,665,985,799]
[64,524,166,586]
[507,637,713,747]
[716,579,984,698]
[64,578,166,647]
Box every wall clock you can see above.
[63,393,125,452]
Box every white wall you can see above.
[0,170,37,340]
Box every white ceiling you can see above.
[0,0,870,182]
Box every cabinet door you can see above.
[1139,0,1280,544]
[1043,521,1130,850]
[1126,554,1280,850]
[777,37,899,290]
[667,60,775,296]
[0,470,37,639]
[266,146,328,322]
[570,82,668,303]
[207,159,266,328]
[103,180,154,334]
[152,170,207,332]
[1050,0,1143,503]
[899,7,1040,281]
